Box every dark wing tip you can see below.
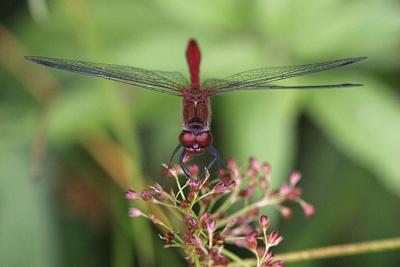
[342,56,367,66]
[345,83,364,87]
[24,55,48,64]
[24,55,36,61]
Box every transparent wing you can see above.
[25,56,189,96]
[202,57,366,95]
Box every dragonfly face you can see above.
[25,39,366,179]
[179,130,213,154]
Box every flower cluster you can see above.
[126,157,314,267]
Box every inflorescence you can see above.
[125,157,314,267]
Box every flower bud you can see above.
[125,189,137,200]
[301,203,315,217]
[239,186,254,198]
[261,162,271,176]
[280,207,293,219]
[185,215,199,230]
[213,182,226,194]
[180,200,189,209]
[201,195,212,205]
[260,215,270,230]
[267,231,283,246]
[246,229,258,250]
[189,180,200,192]
[187,191,196,202]
[289,171,301,186]
[128,208,143,218]
[247,157,260,177]
[140,191,152,201]
[207,218,217,233]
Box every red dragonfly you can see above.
[25,39,366,179]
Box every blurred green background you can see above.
[1,0,400,266]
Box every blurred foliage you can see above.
[0,0,399,266]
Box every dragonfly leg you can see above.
[179,148,193,180]
[208,145,221,175]
[168,143,182,168]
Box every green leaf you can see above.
[0,111,60,267]
[307,78,400,195]
[216,91,302,183]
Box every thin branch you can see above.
[229,237,400,266]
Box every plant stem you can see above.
[228,237,400,266]
[217,197,280,228]
[174,175,186,201]
[222,249,251,267]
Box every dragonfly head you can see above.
[179,130,213,154]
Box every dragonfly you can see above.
[25,39,366,179]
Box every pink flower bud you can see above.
[201,195,212,205]
[160,232,175,243]
[185,215,199,230]
[226,159,237,168]
[289,171,301,186]
[226,159,240,177]
[247,157,260,177]
[249,157,260,170]
[301,203,315,217]
[287,187,302,200]
[239,186,255,198]
[128,208,143,218]
[189,235,202,248]
[262,162,271,175]
[279,184,291,196]
[272,261,285,267]
[125,189,137,200]
[246,230,258,250]
[213,182,226,194]
[199,212,211,226]
[189,180,200,192]
[187,191,196,202]
[267,231,283,246]
[140,191,152,201]
[207,218,217,233]
[280,207,293,219]
[149,214,161,225]
[212,233,224,246]
[260,215,270,230]
[180,200,189,208]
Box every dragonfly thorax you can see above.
[182,93,211,130]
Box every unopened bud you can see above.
[301,203,315,217]
[140,191,152,201]
[262,162,271,175]
[213,182,226,194]
[267,231,283,246]
[128,208,143,218]
[280,207,293,219]
[260,215,270,230]
[125,189,137,200]
[289,171,301,186]
[246,230,258,250]
[207,218,217,233]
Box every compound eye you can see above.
[179,131,195,147]
[196,131,213,148]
